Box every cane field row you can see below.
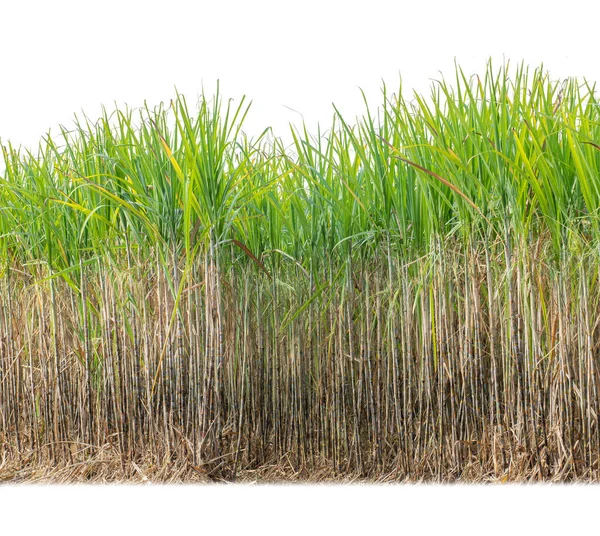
[1,62,600,481]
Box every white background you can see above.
[2,0,600,533]
[2,0,600,150]
[1,484,599,534]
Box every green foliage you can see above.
[2,61,599,280]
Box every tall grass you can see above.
[1,61,600,481]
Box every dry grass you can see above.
[2,242,600,483]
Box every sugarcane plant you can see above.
[1,61,600,481]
